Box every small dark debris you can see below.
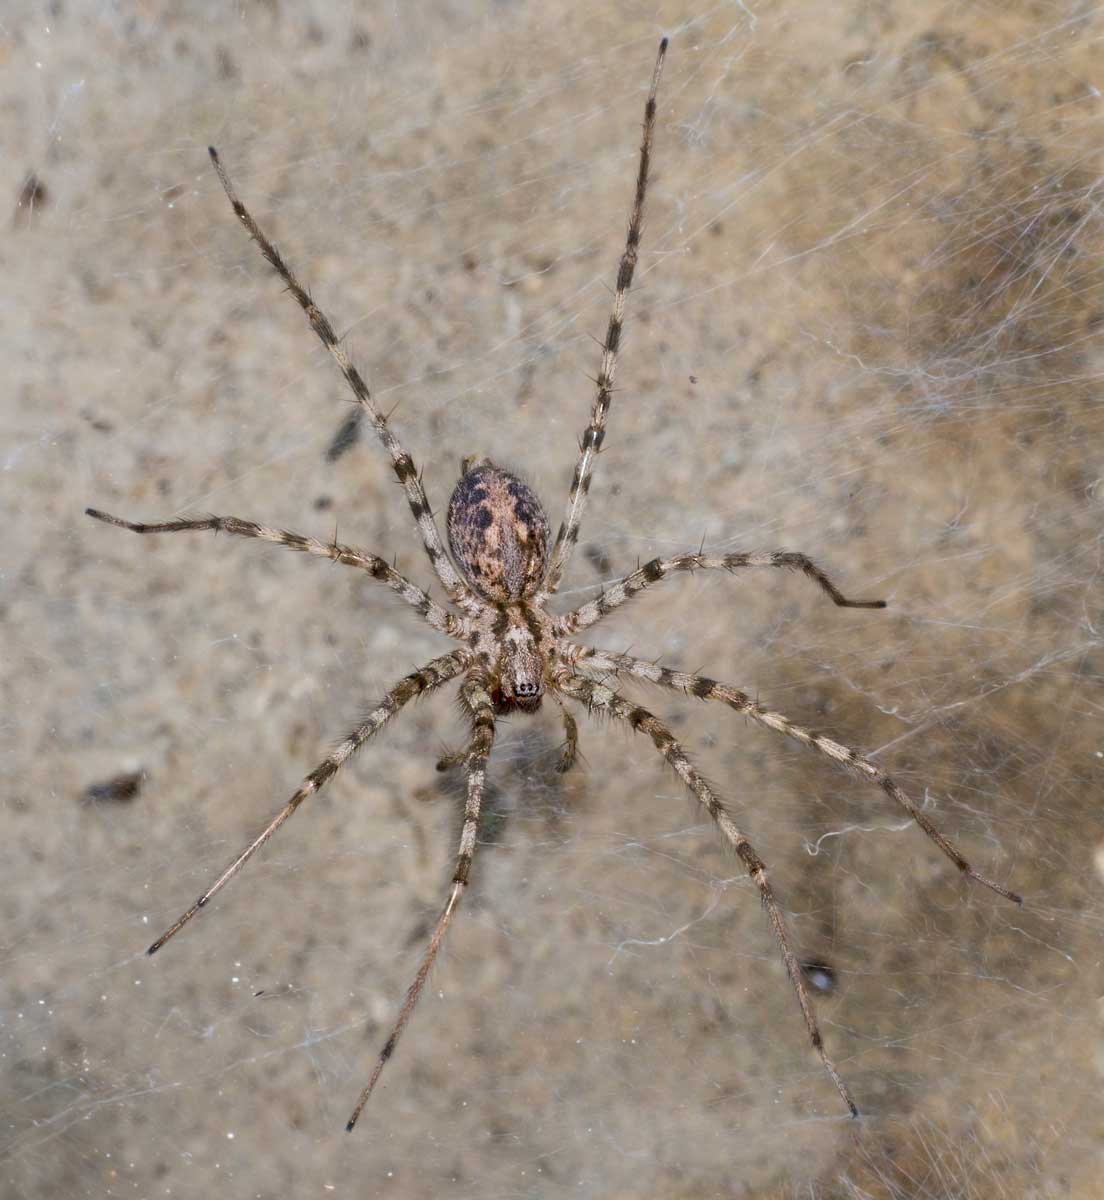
[15,172,48,223]
[314,495,333,511]
[435,747,462,773]
[215,44,239,81]
[583,543,612,575]
[689,374,698,385]
[82,770,146,806]
[800,959,837,994]
[326,407,363,462]
[81,408,115,434]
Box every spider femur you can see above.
[446,458,549,603]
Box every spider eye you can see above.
[515,681,541,698]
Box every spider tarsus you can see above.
[554,742,579,773]
[815,1042,858,1119]
[971,871,1022,905]
[86,507,123,527]
[146,932,170,956]
[207,145,219,162]
[147,931,174,955]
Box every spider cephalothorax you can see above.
[86,36,1021,1134]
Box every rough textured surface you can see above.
[4,3,1103,1198]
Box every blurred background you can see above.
[4,2,1102,1196]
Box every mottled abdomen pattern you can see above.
[447,459,549,602]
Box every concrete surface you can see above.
[4,3,1103,1197]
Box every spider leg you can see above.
[555,550,886,637]
[346,672,496,1131]
[540,38,667,598]
[563,644,1022,905]
[206,147,476,612]
[551,690,580,773]
[86,509,465,638]
[146,650,470,956]
[437,692,577,773]
[556,670,858,1118]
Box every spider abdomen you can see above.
[447,459,549,602]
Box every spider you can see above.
[86,38,1021,1132]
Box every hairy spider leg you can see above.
[540,37,668,596]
